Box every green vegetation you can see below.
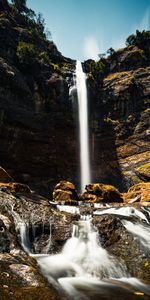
[85,58,108,83]
[126,30,150,49]
[16,42,36,66]
[2,1,56,71]
[11,0,35,19]
[38,51,51,65]
[136,162,150,175]
[107,47,116,57]
[11,0,28,13]
[10,0,50,40]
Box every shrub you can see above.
[85,59,108,82]
[38,51,51,64]
[126,30,150,49]
[16,41,36,66]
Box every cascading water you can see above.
[10,204,31,254]
[76,60,91,192]
[10,204,150,299]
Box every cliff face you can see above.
[0,1,149,195]
[89,63,150,190]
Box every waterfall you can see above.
[76,60,91,192]
[36,218,127,289]
[10,204,31,254]
[10,203,150,299]
[94,206,149,223]
[122,220,150,250]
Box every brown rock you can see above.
[80,192,99,202]
[0,166,13,183]
[55,180,75,191]
[0,182,31,194]
[53,189,72,201]
[84,183,123,203]
[52,180,79,202]
[123,182,150,203]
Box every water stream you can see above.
[11,204,150,299]
[76,60,91,192]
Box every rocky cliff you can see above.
[0,0,149,196]
[87,44,150,191]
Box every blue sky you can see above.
[27,0,150,61]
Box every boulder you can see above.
[82,183,123,203]
[124,182,150,203]
[53,189,72,201]
[135,162,150,182]
[93,214,150,282]
[0,166,13,183]
[0,182,31,194]
[52,180,79,202]
[80,192,99,202]
[54,180,75,191]
[0,219,10,252]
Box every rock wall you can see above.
[89,65,150,191]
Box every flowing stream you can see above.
[11,204,150,299]
[76,60,91,192]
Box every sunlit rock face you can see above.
[86,61,150,191]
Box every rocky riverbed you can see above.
[0,171,150,299]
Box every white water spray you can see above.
[76,60,91,192]
[122,220,150,250]
[9,204,150,298]
[94,206,149,223]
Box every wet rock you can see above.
[53,180,79,202]
[0,190,73,254]
[0,218,10,252]
[93,214,150,282]
[93,215,124,247]
[0,253,67,300]
[0,190,70,299]
[82,183,123,203]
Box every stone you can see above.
[0,190,74,254]
[0,182,31,194]
[55,180,75,191]
[53,189,72,201]
[52,180,79,202]
[80,192,99,202]
[93,214,150,282]
[83,183,123,203]
[124,182,150,203]
[0,166,13,183]
[135,162,150,181]
[0,218,10,252]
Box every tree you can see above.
[45,28,51,41]
[36,13,46,38]
[126,33,136,46]
[126,30,150,48]
[16,42,36,68]
[11,0,27,13]
[0,0,10,12]
[107,47,115,56]
[11,0,35,18]
[98,53,106,59]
